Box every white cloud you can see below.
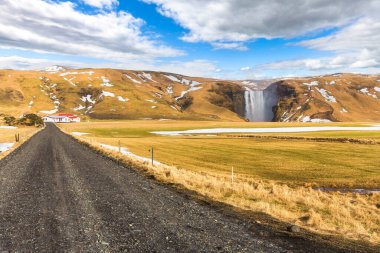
[263,17,380,73]
[0,56,74,70]
[0,56,219,78]
[240,67,251,71]
[143,0,379,47]
[211,42,248,51]
[0,0,182,62]
[297,18,380,69]
[261,58,329,71]
[82,0,118,9]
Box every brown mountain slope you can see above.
[273,73,380,122]
[0,69,379,122]
[0,69,244,121]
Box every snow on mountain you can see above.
[44,66,65,73]
[316,88,337,103]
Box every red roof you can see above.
[56,113,79,118]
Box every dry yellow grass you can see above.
[68,134,380,244]
[61,120,380,188]
[0,126,41,159]
[60,120,380,244]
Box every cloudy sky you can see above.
[0,0,379,79]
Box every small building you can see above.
[43,114,81,123]
[57,114,81,123]
[42,116,55,123]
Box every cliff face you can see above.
[263,83,279,121]
[207,82,246,118]
[272,74,380,122]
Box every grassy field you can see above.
[60,120,380,243]
[61,120,380,188]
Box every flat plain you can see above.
[61,120,380,188]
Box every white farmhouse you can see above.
[42,114,81,123]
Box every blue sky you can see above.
[0,0,379,79]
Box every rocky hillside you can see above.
[272,74,380,122]
[0,68,245,121]
[1,68,380,122]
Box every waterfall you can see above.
[244,86,277,122]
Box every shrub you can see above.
[176,95,193,111]
[4,116,17,126]
[18,114,44,127]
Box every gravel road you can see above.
[0,124,375,252]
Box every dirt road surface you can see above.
[0,124,375,252]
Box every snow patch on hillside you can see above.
[102,91,115,97]
[176,86,203,101]
[64,77,76,86]
[303,81,319,86]
[81,95,96,104]
[60,71,94,76]
[316,88,337,103]
[0,143,14,153]
[301,116,332,123]
[124,74,141,84]
[39,79,61,114]
[118,96,129,102]
[74,104,86,111]
[101,76,113,87]
[40,109,58,114]
[360,88,378,99]
[164,74,200,86]
[139,72,157,83]
[44,66,65,73]
[166,86,173,95]
[165,75,181,83]
[374,87,380,92]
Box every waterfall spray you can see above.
[244,86,277,122]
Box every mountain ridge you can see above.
[1,68,380,122]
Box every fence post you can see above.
[15,133,20,142]
[118,140,121,153]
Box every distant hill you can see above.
[0,69,379,122]
[273,74,380,122]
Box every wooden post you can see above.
[118,140,121,153]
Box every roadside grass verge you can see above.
[0,127,41,160]
[66,132,380,245]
